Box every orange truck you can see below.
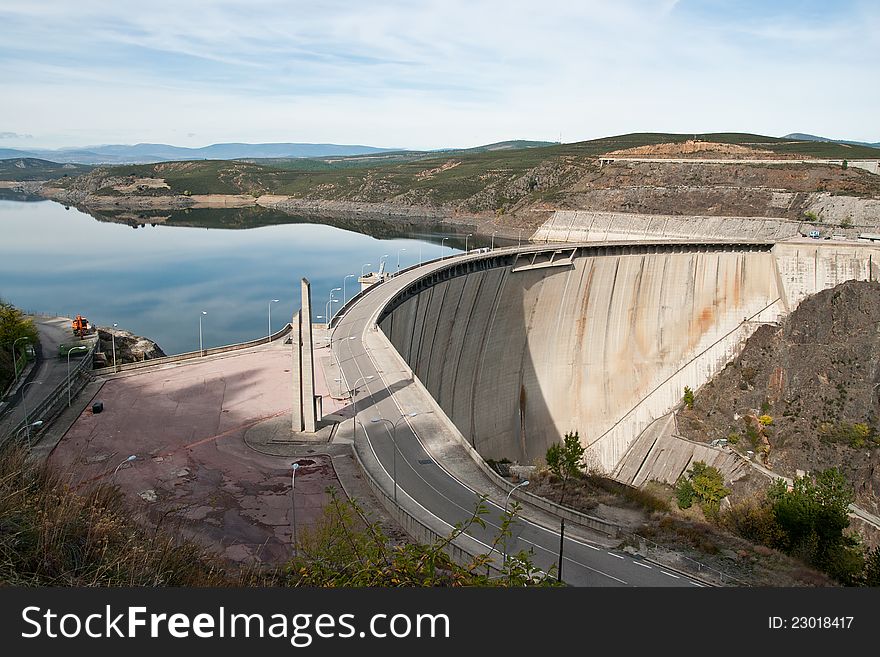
[72,315,90,338]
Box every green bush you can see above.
[683,386,694,409]
[0,300,39,392]
[768,468,862,584]
[675,478,695,509]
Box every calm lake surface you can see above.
[0,199,475,354]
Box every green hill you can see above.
[43,132,880,215]
[0,158,93,181]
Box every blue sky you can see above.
[0,0,877,149]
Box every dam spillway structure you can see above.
[375,240,880,474]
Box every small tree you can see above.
[675,461,729,517]
[675,477,695,509]
[545,431,585,506]
[683,386,694,409]
[767,467,861,583]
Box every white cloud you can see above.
[0,0,877,148]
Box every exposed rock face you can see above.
[604,140,783,159]
[677,280,880,515]
[96,327,165,365]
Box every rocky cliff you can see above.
[677,280,880,514]
[94,327,165,367]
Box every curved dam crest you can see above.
[377,241,880,473]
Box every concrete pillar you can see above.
[291,278,318,433]
[291,309,304,432]
[301,278,317,432]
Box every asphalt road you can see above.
[331,249,701,587]
[1,316,87,434]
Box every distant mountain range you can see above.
[0,139,560,165]
[783,133,880,150]
[0,142,399,165]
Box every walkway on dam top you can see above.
[328,241,724,587]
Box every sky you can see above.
[0,0,877,150]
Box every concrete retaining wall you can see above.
[380,244,782,472]
[91,323,293,376]
[534,211,803,243]
[614,414,751,487]
[773,242,880,310]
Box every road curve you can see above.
[330,245,703,587]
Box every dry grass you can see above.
[0,443,272,586]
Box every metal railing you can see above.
[626,532,749,586]
[2,342,97,448]
[91,323,293,376]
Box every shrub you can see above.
[683,386,694,409]
[719,498,786,548]
[687,462,730,517]
[745,424,760,448]
[675,478,694,509]
[759,415,773,426]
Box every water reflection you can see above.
[0,200,481,354]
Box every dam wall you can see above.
[378,241,880,474]
[773,242,880,310]
[379,243,784,471]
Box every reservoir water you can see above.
[0,199,470,354]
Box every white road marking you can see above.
[607,551,624,559]
[633,561,652,569]
[660,571,680,579]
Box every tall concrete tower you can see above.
[292,278,318,433]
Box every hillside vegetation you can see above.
[0,158,92,181]
[41,132,880,219]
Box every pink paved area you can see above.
[49,344,347,565]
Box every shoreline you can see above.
[7,182,552,241]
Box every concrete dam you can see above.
[377,240,880,473]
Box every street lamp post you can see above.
[16,420,43,446]
[21,380,42,445]
[361,263,373,277]
[349,375,375,438]
[111,323,118,373]
[503,479,530,566]
[113,454,137,478]
[328,288,341,322]
[12,336,29,384]
[324,299,339,327]
[290,462,301,557]
[67,345,89,407]
[465,233,473,252]
[343,274,356,304]
[504,479,530,513]
[198,311,207,356]
[396,248,406,271]
[371,412,418,506]
[268,299,279,339]
[441,237,449,259]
